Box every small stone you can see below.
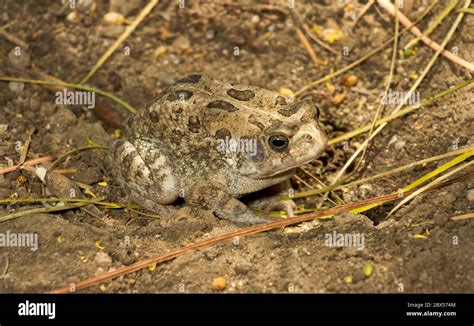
[277,87,294,98]
[205,29,215,40]
[331,93,345,106]
[76,0,96,12]
[251,15,260,24]
[212,276,227,291]
[172,36,191,50]
[66,11,81,23]
[234,263,251,275]
[352,272,365,283]
[0,124,8,135]
[394,140,406,150]
[110,0,144,16]
[466,189,474,202]
[94,251,113,266]
[342,75,358,87]
[103,12,125,25]
[8,82,25,93]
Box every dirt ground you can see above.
[0,0,473,293]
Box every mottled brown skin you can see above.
[107,74,327,224]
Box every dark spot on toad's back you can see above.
[149,110,159,122]
[215,128,231,140]
[227,88,255,101]
[278,101,304,117]
[175,74,201,84]
[207,100,238,112]
[275,96,287,106]
[167,90,193,102]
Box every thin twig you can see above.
[329,0,400,186]
[286,147,474,200]
[451,213,474,220]
[290,8,338,55]
[0,155,55,175]
[0,202,89,223]
[331,2,471,184]
[387,161,474,218]
[377,0,474,71]
[294,1,437,97]
[295,27,322,66]
[0,255,9,279]
[351,0,376,29]
[48,146,108,171]
[78,0,160,84]
[0,28,29,49]
[328,78,473,145]
[404,0,457,50]
[0,77,137,114]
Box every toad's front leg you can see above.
[246,180,299,218]
[185,181,272,225]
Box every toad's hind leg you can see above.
[107,139,180,214]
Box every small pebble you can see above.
[205,29,215,40]
[342,75,358,87]
[278,87,294,98]
[251,15,260,24]
[66,11,81,23]
[103,12,125,25]
[466,189,474,202]
[94,251,113,266]
[394,140,406,150]
[8,82,25,93]
[331,93,345,106]
[234,263,251,275]
[212,277,227,291]
[172,35,191,50]
[352,272,365,283]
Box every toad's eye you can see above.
[268,135,289,152]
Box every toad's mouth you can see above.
[238,136,327,179]
[240,155,318,179]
